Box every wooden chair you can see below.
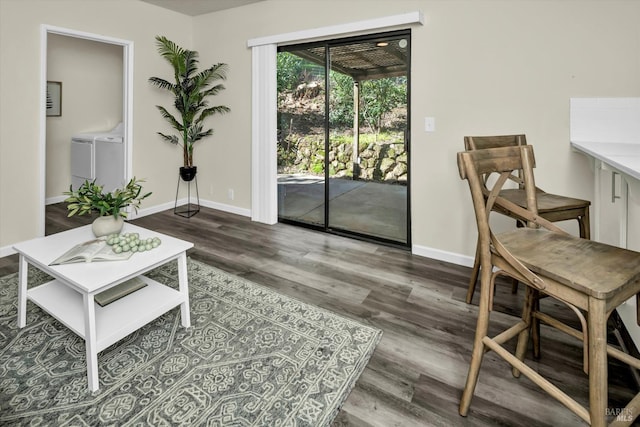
[457,145,640,426]
[464,134,591,304]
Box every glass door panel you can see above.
[327,35,409,244]
[277,49,326,227]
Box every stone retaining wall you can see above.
[282,139,408,182]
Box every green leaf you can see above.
[63,178,151,218]
[149,35,230,167]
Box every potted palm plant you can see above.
[148,35,230,182]
[64,178,152,237]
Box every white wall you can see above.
[194,0,640,262]
[1,0,640,266]
[46,34,123,201]
[0,0,192,249]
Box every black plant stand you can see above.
[174,172,200,218]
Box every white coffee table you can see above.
[13,223,193,391]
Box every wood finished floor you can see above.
[1,204,638,426]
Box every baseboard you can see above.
[46,194,67,205]
[412,243,474,268]
[199,199,251,218]
[128,200,176,219]
[129,198,251,220]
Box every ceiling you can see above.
[140,0,408,81]
[140,0,265,16]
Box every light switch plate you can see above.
[425,117,435,132]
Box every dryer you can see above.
[71,123,124,191]
[95,132,124,193]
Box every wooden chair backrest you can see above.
[464,134,527,151]
[458,145,537,221]
[457,146,541,275]
[464,134,529,189]
[458,144,569,282]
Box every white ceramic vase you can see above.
[92,215,124,237]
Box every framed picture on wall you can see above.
[46,81,62,117]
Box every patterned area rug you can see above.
[0,259,381,426]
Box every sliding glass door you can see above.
[277,30,410,246]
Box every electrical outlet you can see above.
[228,189,234,200]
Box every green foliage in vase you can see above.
[64,178,152,219]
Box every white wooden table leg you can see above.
[177,252,191,328]
[17,255,28,328]
[83,293,99,391]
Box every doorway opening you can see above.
[40,25,133,236]
[277,30,411,246]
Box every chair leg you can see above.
[460,268,492,416]
[588,297,607,427]
[466,242,481,304]
[531,293,541,359]
[510,278,519,294]
[578,210,591,240]
[511,219,527,295]
[512,286,536,378]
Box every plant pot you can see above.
[92,215,124,237]
[180,166,197,182]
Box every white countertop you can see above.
[571,140,640,181]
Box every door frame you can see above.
[247,12,423,226]
[38,24,133,237]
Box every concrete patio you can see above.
[277,174,408,244]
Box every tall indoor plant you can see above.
[149,35,230,182]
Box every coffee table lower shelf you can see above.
[28,276,185,353]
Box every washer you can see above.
[95,132,124,193]
[71,122,124,191]
[70,134,94,190]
